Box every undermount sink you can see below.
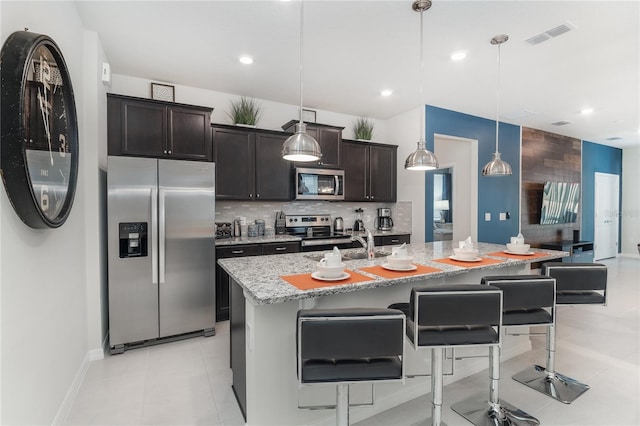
[305,251,390,262]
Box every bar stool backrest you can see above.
[297,308,405,385]
[542,263,607,305]
[481,275,556,327]
[408,284,503,350]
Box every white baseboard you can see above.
[51,352,91,425]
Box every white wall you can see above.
[387,107,425,241]
[0,2,107,423]
[111,74,389,142]
[622,146,640,257]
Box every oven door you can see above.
[295,168,344,200]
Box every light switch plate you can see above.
[485,213,491,221]
[499,212,507,221]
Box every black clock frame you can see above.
[1,31,79,228]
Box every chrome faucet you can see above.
[352,230,375,260]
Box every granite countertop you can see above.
[214,230,411,246]
[217,241,568,305]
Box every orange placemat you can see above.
[433,257,504,268]
[359,264,442,279]
[281,270,374,290]
[487,251,550,260]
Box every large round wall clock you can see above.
[1,31,79,229]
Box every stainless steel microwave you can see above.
[295,168,344,201]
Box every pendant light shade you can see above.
[405,140,439,171]
[482,34,512,177]
[404,0,438,172]
[282,0,321,162]
[282,122,322,161]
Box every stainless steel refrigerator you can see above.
[107,156,215,353]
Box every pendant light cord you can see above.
[419,9,425,144]
[298,0,304,125]
[495,42,501,153]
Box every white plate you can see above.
[311,271,350,282]
[504,250,534,256]
[381,263,417,272]
[449,255,482,262]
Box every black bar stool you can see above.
[399,284,503,426]
[512,263,607,404]
[452,275,556,425]
[296,308,405,426]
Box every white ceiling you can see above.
[76,0,640,149]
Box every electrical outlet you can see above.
[499,212,507,221]
[485,213,491,221]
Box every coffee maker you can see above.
[375,208,393,231]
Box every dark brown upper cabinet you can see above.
[343,139,397,202]
[212,125,293,201]
[281,120,344,169]
[107,94,213,161]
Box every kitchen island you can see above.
[218,241,567,425]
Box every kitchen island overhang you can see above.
[218,241,567,425]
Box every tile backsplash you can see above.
[216,200,412,232]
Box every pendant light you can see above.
[282,0,322,162]
[482,34,512,176]
[404,0,439,171]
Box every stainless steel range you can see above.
[285,214,353,252]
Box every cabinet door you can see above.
[316,127,342,168]
[120,99,166,157]
[168,106,212,161]
[369,144,397,202]
[255,132,293,200]
[215,244,261,321]
[213,127,255,199]
[343,141,369,201]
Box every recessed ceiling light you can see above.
[380,89,393,97]
[450,51,467,61]
[239,56,253,65]
[580,108,594,115]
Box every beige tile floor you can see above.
[64,257,639,425]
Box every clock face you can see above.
[1,31,79,228]
[24,44,73,221]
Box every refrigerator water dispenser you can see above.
[119,222,148,258]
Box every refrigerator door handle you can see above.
[159,188,166,284]
[151,187,158,285]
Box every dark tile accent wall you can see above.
[521,127,581,246]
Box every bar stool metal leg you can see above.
[429,347,447,426]
[336,383,349,426]
[512,322,590,404]
[452,346,540,426]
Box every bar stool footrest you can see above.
[512,364,590,404]
[452,394,540,426]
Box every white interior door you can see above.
[594,172,619,260]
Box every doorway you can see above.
[594,172,619,260]
[433,135,478,243]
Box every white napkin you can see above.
[459,236,473,250]
[332,246,342,262]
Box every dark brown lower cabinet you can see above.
[215,241,300,321]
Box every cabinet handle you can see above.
[371,195,375,199]
[163,150,168,154]
[256,194,260,198]
[275,247,287,251]
[168,150,172,154]
[231,250,244,254]
[391,239,399,243]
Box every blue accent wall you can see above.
[424,105,521,243]
[581,141,623,246]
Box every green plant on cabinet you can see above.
[228,96,261,126]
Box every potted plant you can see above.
[353,117,374,141]
[227,96,261,126]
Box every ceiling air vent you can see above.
[551,120,572,126]
[606,137,622,141]
[526,33,550,45]
[526,22,576,45]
